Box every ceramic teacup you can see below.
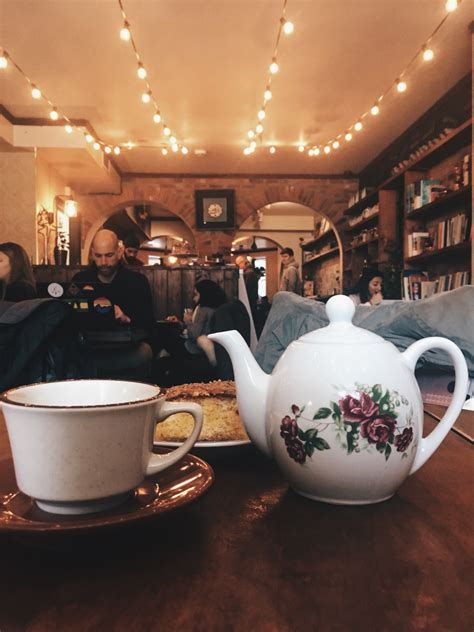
[0,379,203,515]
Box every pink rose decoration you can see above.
[395,427,414,452]
[339,392,379,423]
[360,415,396,445]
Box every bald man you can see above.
[72,229,154,378]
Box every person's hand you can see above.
[114,305,131,324]
[183,308,193,324]
[370,291,383,306]
[165,315,180,323]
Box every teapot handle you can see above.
[401,336,468,475]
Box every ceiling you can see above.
[0,0,472,182]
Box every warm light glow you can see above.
[171,143,179,152]
[49,108,59,121]
[126,141,135,149]
[264,88,272,101]
[345,132,353,141]
[308,149,314,156]
[142,91,151,103]
[354,121,363,132]
[313,147,320,156]
[85,134,94,143]
[120,23,131,41]
[153,112,161,123]
[256,123,264,134]
[65,124,73,134]
[423,47,434,61]
[163,126,171,136]
[114,146,121,155]
[247,130,255,139]
[243,147,252,155]
[31,86,41,99]
[181,146,189,155]
[445,0,457,11]
[93,142,101,150]
[324,145,331,154]
[64,199,78,217]
[332,140,340,149]
[250,140,257,149]
[137,64,147,79]
[370,104,380,115]
[104,146,112,154]
[162,148,168,155]
[283,20,294,35]
[0,53,8,69]
[269,59,279,74]
[168,255,178,264]
[269,146,276,154]
[257,109,266,121]
[397,80,407,92]
[298,144,305,152]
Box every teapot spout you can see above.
[208,330,271,456]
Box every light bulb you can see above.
[0,53,8,69]
[257,109,266,121]
[314,147,320,156]
[354,121,363,132]
[85,133,94,143]
[93,142,101,150]
[269,59,279,74]
[298,144,305,152]
[171,143,179,152]
[163,126,171,136]
[324,145,331,154]
[170,136,177,144]
[64,200,77,218]
[181,146,189,155]
[153,112,161,123]
[104,146,112,154]
[247,130,255,139]
[243,147,252,155]
[162,148,168,156]
[264,88,272,101]
[65,124,73,134]
[256,123,264,134]
[49,108,59,121]
[283,20,294,35]
[345,132,353,141]
[332,140,340,149]
[31,86,41,99]
[308,149,314,156]
[142,91,151,103]
[125,141,135,149]
[397,80,407,93]
[445,0,457,11]
[114,146,121,155]
[137,64,147,79]
[250,140,257,149]
[120,23,131,41]
[423,47,434,61]
[370,104,380,116]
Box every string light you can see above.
[49,108,59,121]
[282,19,294,35]
[93,142,101,151]
[269,59,279,74]
[370,104,380,116]
[181,146,189,155]
[269,146,276,154]
[324,145,331,154]
[308,149,314,156]
[162,148,168,156]
[113,146,121,155]
[313,147,320,156]
[137,63,147,79]
[345,132,353,142]
[104,146,112,154]
[0,51,8,69]
[445,0,457,11]
[153,112,161,123]
[247,130,255,139]
[298,144,305,152]
[85,133,94,143]
[65,125,73,134]
[256,123,264,134]
[120,21,131,40]
[332,140,339,149]
[264,88,273,101]
[31,85,41,99]
[422,46,434,61]
[396,79,407,92]
[141,91,151,103]
[257,109,266,121]
[163,126,171,136]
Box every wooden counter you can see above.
[0,410,472,631]
[33,265,239,320]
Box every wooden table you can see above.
[0,411,472,631]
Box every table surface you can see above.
[0,410,472,632]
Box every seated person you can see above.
[123,233,144,266]
[162,279,228,380]
[0,242,37,302]
[72,229,154,379]
[348,268,384,306]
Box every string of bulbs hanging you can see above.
[117,0,188,156]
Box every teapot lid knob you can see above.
[326,294,355,324]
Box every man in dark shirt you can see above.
[72,229,154,379]
[123,233,144,266]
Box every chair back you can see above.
[211,299,251,379]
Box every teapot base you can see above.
[293,488,395,506]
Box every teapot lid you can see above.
[299,295,385,345]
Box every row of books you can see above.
[347,187,374,209]
[406,214,469,257]
[405,179,442,213]
[402,270,471,300]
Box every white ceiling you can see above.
[0,0,472,180]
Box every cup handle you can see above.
[401,336,468,475]
[146,401,203,476]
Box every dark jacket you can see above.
[2,281,37,302]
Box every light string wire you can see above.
[117,0,187,155]
[306,2,460,157]
[243,0,293,155]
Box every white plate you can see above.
[154,439,251,449]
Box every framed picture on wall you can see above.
[195,189,235,230]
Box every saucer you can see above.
[0,448,214,533]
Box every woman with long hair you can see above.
[349,268,384,306]
[0,242,37,301]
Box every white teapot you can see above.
[209,295,468,505]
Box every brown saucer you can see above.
[0,448,214,533]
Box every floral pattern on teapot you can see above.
[280,384,416,465]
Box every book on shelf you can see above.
[429,213,469,250]
[405,179,442,213]
[407,232,430,257]
[402,269,470,300]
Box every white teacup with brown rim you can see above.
[0,379,203,515]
